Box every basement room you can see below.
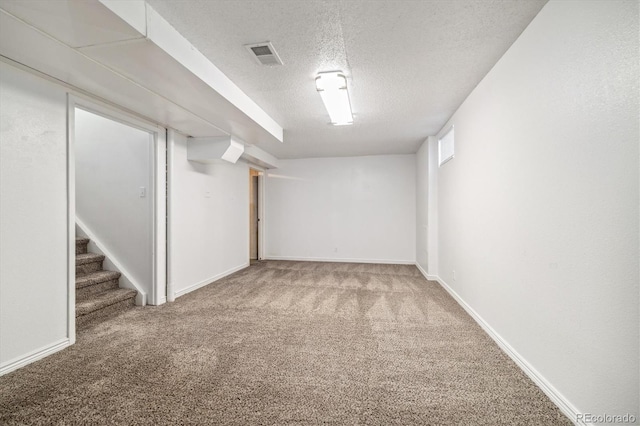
[0,0,638,425]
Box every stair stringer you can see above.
[75,218,146,306]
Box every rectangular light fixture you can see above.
[315,71,353,126]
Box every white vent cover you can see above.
[244,42,283,66]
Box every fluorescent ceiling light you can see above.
[315,71,353,126]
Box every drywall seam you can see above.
[174,262,250,299]
[0,339,70,376]
[414,264,584,426]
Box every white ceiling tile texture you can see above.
[147,0,547,158]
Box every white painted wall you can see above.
[266,155,416,263]
[419,0,639,420]
[168,131,250,298]
[75,108,153,296]
[0,61,69,369]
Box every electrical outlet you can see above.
[139,187,146,198]
[453,270,456,281]
[334,247,338,253]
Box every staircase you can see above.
[75,237,137,329]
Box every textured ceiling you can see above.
[147,0,547,159]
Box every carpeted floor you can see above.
[0,261,571,425]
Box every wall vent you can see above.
[244,42,283,66]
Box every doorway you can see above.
[249,168,262,263]
[68,95,167,320]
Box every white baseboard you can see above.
[0,338,70,376]
[414,262,439,281]
[265,255,416,265]
[419,267,583,426]
[174,262,250,299]
[76,217,147,306]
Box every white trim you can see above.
[152,129,167,306]
[249,165,267,262]
[265,256,416,265]
[422,269,583,426]
[174,262,250,299]
[438,125,454,167]
[76,217,147,306]
[149,133,156,304]
[414,262,439,281]
[66,94,76,345]
[166,129,177,303]
[0,339,70,376]
[258,172,265,261]
[415,262,427,277]
[71,94,161,134]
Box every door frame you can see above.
[67,94,167,335]
[249,166,266,261]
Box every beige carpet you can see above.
[0,261,570,425]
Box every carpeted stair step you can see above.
[76,253,105,276]
[76,288,136,329]
[75,237,90,255]
[76,270,121,301]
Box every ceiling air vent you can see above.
[244,42,283,66]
